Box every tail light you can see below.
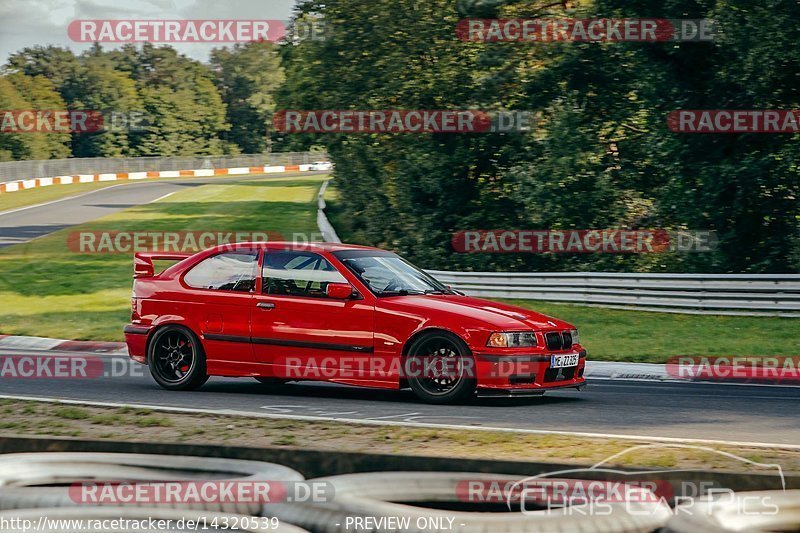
[131,296,140,322]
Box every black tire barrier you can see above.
[666,490,800,533]
[0,453,303,516]
[265,471,672,532]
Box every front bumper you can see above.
[474,350,587,392]
[477,381,587,397]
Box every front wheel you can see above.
[147,326,209,391]
[405,332,476,404]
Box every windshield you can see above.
[337,254,452,296]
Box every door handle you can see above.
[256,302,275,310]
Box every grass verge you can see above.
[0,175,327,340]
[501,300,800,362]
[0,398,797,474]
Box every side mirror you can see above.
[326,282,355,299]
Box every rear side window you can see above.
[262,250,346,298]
[184,252,258,292]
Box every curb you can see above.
[584,361,672,381]
[0,164,319,195]
[0,335,126,354]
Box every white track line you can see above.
[0,393,798,451]
[0,171,313,218]
[147,191,178,203]
[0,183,131,217]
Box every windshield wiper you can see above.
[379,289,425,296]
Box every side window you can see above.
[262,251,347,298]
[184,252,258,292]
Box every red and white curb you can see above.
[0,164,319,194]
[0,335,126,354]
[584,361,672,381]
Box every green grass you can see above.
[501,299,800,362]
[0,181,128,213]
[53,406,90,420]
[0,171,303,214]
[0,175,327,340]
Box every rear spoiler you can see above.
[134,252,192,278]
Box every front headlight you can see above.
[487,331,538,348]
[571,329,580,346]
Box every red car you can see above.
[124,242,586,404]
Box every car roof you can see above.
[221,241,383,253]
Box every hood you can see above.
[378,294,574,331]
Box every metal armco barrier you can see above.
[317,181,341,244]
[426,271,800,317]
[0,153,328,184]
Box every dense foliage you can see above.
[1,0,798,273]
[279,0,800,273]
[2,41,283,159]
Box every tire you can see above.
[266,471,671,533]
[666,490,800,532]
[405,331,477,404]
[0,452,303,516]
[147,325,209,391]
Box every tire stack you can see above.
[0,453,307,532]
[1,452,797,532]
[264,471,671,533]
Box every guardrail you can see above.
[0,153,328,183]
[426,271,800,317]
[316,181,341,244]
[314,182,799,317]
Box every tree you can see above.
[210,41,285,153]
[0,74,71,160]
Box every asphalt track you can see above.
[0,171,328,248]
[0,171,798,447]
[0,348,798,447]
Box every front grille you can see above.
[544,331,574,351]
[544,366,576,382]
[545,332,562,350]
[562,331,573,347]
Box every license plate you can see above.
[550,353,579,368]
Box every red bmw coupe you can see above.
[124,242,586,403]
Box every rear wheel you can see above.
[406,332,476,404]
[147,326,208,391]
